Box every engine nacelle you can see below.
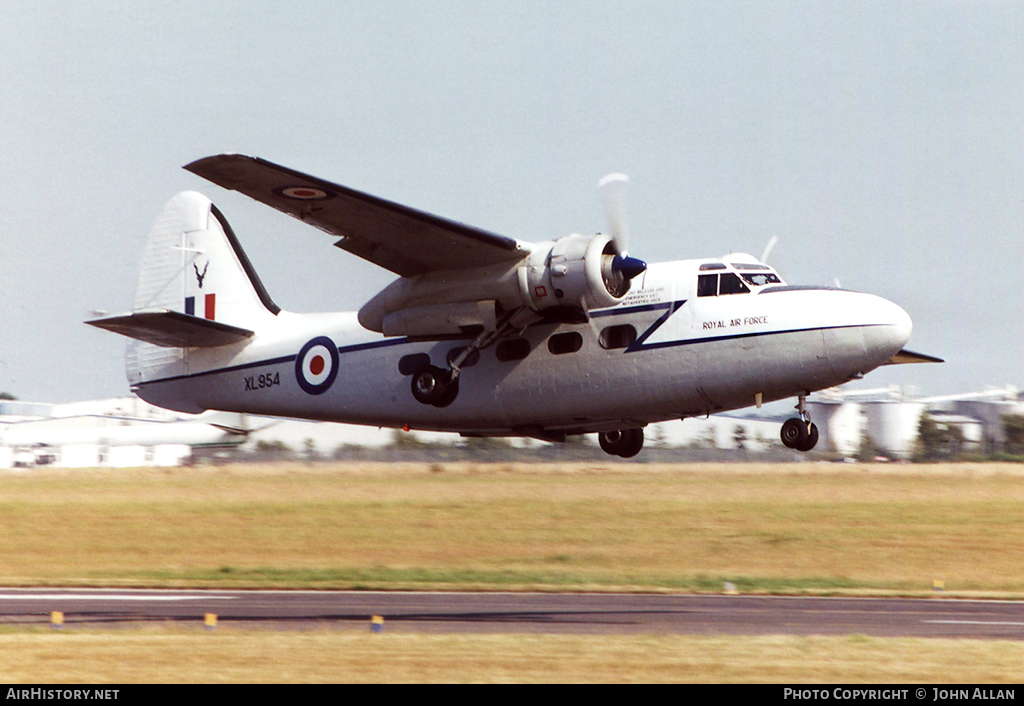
[381,300,497,337]
[357,233,633,336]
[518,233,629,316]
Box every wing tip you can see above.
[183,154,257,184]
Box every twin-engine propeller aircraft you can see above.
[89,155,940,457]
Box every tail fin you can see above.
[132,190,280,325]
[89,191,280,390]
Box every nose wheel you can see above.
[781,418,818,451]
[781,395,818,452]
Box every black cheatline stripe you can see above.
[625,300,688,351]
[589,301,678,318]
[134,337,411,388]
[135,321,893,388]
[628,323,891,353]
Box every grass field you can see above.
[3,629,1024,683]
[3,461,1024,594]
[3,461,1024,683]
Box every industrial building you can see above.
[807,386,1018,459]
[2,386,1022,467]
[0,397,250,469]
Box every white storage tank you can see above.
[806,400,863,456]
[864,402,926,458]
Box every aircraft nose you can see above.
[865,296,912,358]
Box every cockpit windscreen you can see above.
[740,272,782,287]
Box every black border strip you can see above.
[134,322,890,390]
[625,300,688,351]
[590,301,677,318]
[630,322,889,352]
[134,337,411,388]
[210,203,282,316]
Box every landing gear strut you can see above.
[599,428,644,458]
[410,309,526,408]
[781,394,818,452]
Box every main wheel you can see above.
[780,418,809,449]
[599,430,625,455]
[619,427,644,458]
[599,428,644,458]
[796,422,819,452]
[411,365,449,406]
[432,376,459,408]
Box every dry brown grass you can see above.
[1,628,1022,683]
[2,462,1024,593]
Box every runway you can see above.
[2,589,1024,639]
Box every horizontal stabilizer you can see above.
[884,348,944,365]
[87,309,253,348]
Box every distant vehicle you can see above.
[89,155,940,457]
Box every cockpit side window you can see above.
[718,272,750,295]
[697,274,718,297]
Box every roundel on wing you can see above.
[274,185,335,201]
[295,337,339,395]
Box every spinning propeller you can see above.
[598,173,647,294]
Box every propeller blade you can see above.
[760,235,779,264]
[598,173,630,256]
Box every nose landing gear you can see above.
[781,394,818,452]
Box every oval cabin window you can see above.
[495,338,531,361]
[599,325,636,350]
[547,331,583,355]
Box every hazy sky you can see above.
[2,1,1022,403]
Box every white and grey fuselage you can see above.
[129,256,911,438]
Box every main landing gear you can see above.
[598,428,644,458]
[780,394,818,452]
[410,311,523,408]
[410,365,460,408]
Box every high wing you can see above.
[184,154,530,277]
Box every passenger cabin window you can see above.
[398,353,431,376]
[599,324,636,350]
[495,338,531,361]
[547,331,583,355]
